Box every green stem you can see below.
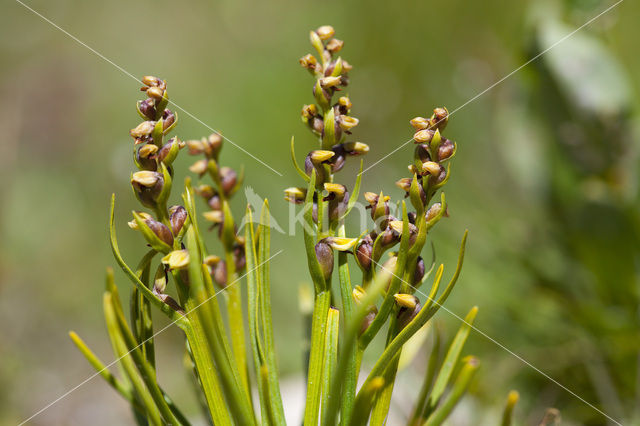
[304,290,331,426]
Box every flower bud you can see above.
[205,133,223,158]
[355,239,373,272]
[234,244,246,271]
[213,260,227,288]
[410,116,431,130]
[203,210,223,223]
[157,137,182,165]
[397,299,422,330]
[189,159,208,176]
[208,194,222,211]
[130,121,156,138]
[421,161,441,176]
[142,76,160,87]
[162,250,190,270]
[315,241,334,281]
[146,86,164,100]
[360,310,377,336]
[316,25,335,40]
[131,171,164,208]
[299,54,318,72]
[138,99,157,120]
[432,107,449,130]
[127,211,153,229]
[414,129,435,144]
[195,184,216,200]
[162,109,175,131]
[136,144,158,171]
[187,139,206,155]
[320,76,342,88]
[413,256,425,285]
[169,205,187,236]
[220,167,238,196]
[437,138,455,161]
[284,187,306,204]
[145,218,174,247]
[326,38,344,53]
[341,60,353,72]
[395,178,412,193]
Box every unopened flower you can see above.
[315,241,334,281]
[413,256,425,285]
[203,210,223,223]
[127,211,153,229]
[355,237,373,272]
[142,75,161,87]
[326,38,344,53]
[219,166,238,195]
[162,250,190,270]
[299,54,318,71]
[414,129,435,144]
[395,178,412,193]
[320,76,342,88]
[130,121,156,138]
[432,107,449,130]
[189,159,208,176]
[146,86,164,100]
[437,139,455,161]
[421,161,441,176]
[169,205,187,235]
[316,25,335,40]
[138,99,156,119]
[410,116,431,130]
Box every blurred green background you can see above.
[1,0,639,424]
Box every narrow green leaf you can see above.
[423,356,479,426]
[304,290,331,426]
[321,308,340,425]
[425,306,478,414]
[291,136,311,182]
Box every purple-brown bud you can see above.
[131,171,164,208]
[212,260,227,288]
[437,138,455,161]
[169,205,187,236]
[145,219,174,247]
[162,109,175,131]
[139,99,157,120]
[220,167,238,196]
[355,239,373,272]
[432,107,449,130]
[413,256,425,285]
[315,241,334,281]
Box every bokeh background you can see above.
[1,0,639,424]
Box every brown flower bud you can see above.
[437,138,455,161]
[220,167,238,196]
[326,38,344,53]
[397,299,422,330]
[213,260,227,288]
[410,116,431,130]
[146,218,174,247]
[162,109,175,131]
[414,129,435,144]
[355,239,373,272]
[130,121,156,138]
[413,256,425,285]
[189,159,208,176]
[186,139,206,155]
[360,310,377,336]
[315,241,334,281]
[146,86,164,100]
[316,25,335,40]
[432,107,449,130]
[421,161,441,176]
[234,244,246,271]
[203,210,223,223]
[131,171,164,208]
[208,194,222,211]
[169,205,187,236]
[139,99,156,120]
[195,184,216,200]
[142,76,160,87]
[395,178,412,193]
[299,54,318,71]
[425,203,443,222]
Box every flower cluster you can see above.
[187,134,246,288]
